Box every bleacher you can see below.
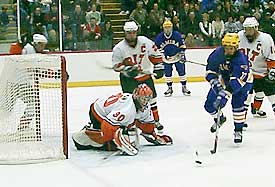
[0,0,275,53]
[0,0,17,42]
[100,0,128,44]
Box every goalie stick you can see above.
[102,150,121,160]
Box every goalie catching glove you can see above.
[113,127,138,156]
[141,132,173,145]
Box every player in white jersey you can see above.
[14,34,48,131]
[22,34,48,54]
[19,34,67,135]
[72,84,172,156]
[112,21,165,132]
[238,17,275,122]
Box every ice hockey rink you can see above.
[1,82,275,187]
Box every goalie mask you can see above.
[133,84,153,112]
[243,17,259,43]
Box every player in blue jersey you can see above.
[155,20,191,96]
[204,33,253,143]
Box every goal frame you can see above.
[0,54,68,164]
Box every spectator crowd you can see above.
[3,0,275,51]
[125,0,275,47]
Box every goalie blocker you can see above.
[72,84,172,156]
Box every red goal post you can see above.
[0,54,68,164]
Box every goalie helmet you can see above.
[243,17,259,28]
[133,84,153,111]
[222,33,239,48]
[123,21,138,32]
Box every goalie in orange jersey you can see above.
[72,84,172,156]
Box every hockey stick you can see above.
[210,107,221,154]
[95,61,156,77]
[95,60,113,70]
[185,60,206,67]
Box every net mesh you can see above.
[0,54,67,164]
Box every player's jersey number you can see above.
[104,93,126,121]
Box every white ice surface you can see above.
[1,82,275,187]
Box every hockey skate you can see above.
[234,131,242,143]
[251,103,267,118]
[210,114,227,133]
[164,87,173,97]
[182,85,191,96]
[243,123,248,130]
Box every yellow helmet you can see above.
[163,20,173,28]
[222,33,239,48]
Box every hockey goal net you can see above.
[0,54,68,164]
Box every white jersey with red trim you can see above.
[93,93,154,127]
[238,30,275,77]
[112,36,162,78]
[22,43,36,54]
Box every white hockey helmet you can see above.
[40,0,52,5]
[243,17,259,28]
[33,34,48,43]
[123,21,138,32]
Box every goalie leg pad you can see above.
[141,132,173,145]
[72,129,103,150]
[113,128,138,156]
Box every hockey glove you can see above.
[153,63,164,79]
[213,90,231,110]
[122,65,141,78]
[113,128,138,156]
[267,68,275,82]
[180,52,186,63]
[209,78,223,94]
[141,132,173,145]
